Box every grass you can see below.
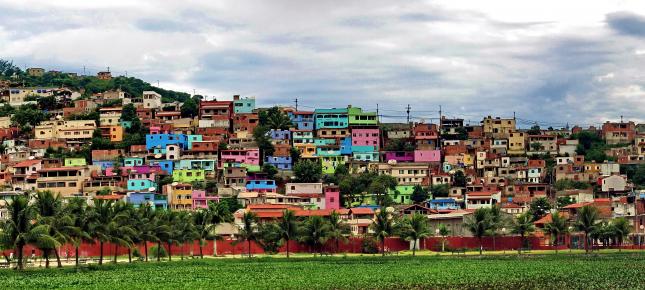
[1,252,645,289]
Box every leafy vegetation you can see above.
[1,255,644,289]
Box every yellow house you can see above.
[482,116,516,138]
[508,131,526,155]
[36,166,91,197]
[99,107,122,127]
[109,126,123,142]
[0,116,11,128]
[35,120,96,140]
[295,143,318,158]
[166,183,193,210]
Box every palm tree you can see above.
[464,207,492,255]
[544,211,568,254]
[239,211,258,258]
[487,205,504,251]
[278,209,299,258]
[437,224,451,252]
[153,211,172,262]
[328,210,351,254]
[511,212,535,255]
[370,208,395,257]
[612,217,631,252]
[137,205,165,262]
[266,109,292,130]
[90,199,114,265]
[399,213,430,256]
[193,210,214,259]
[174,211,197,260]
[33,191,73,268]
[65,198,93,267]
[108,202,136,264]
[574,205,600,254]
[0,195,57,270]
[208,201,233,256]
[299,215,331,256]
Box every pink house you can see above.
[414,150,441,162]
[192,190,220,209]
[324,185,341,210]
[219,149,260,167]
[128,165,163,181]
[351,128,380,148]
[384,151,414,162]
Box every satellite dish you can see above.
[148,187,156,192]
[28,156,35,160]
[155,154,162,158]
[388,159,397,165]
[171,182,178,187]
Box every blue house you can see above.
[149,160,175,175]
[176,159,217,172]
[127,179,157,191]
[289,111,315,130]
[145,134,188,152]
[93,160,114,171]
[427,198,460,210]
[186,135,203,150]
[352,152,379,162]
[340,137,352,155]
[265,156,292,170]
[124,157,144,167]
[127,192,167,210]
[233,96,255,114]
[268,129,291,141]
[245,180,277,192]
[314,108,348,129]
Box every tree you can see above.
[527,124,541,135]
[464,207,492,255]
[511,212,535,254]
[107,202,136,264]
[430,184,449,198]
[556,196,575,208]
[192,210,213,259]
[137,205,167,262]
[530,142,543,152]
[370,208,396,257]
[328,210,351,254]
[555,179,591,191]
[121,103,137,122]
[544,211,568,254]
[612,217,631,252]
[632,164,645,187]
[256,222,283,254]
[399,213,431,256]
[11,104,48,127]
[260,107,292,130]
[239,211,258,258]
[437,224,450,252]
[410,185,429,204]
[299,215,331,256]
[278,209,299,258]
[33,191,74,268]
[65,198,93,267]
[293,160,322,183]
[453,171,467,187]
[0,196,57,270]
[528,197,552,222]
[574,205,600,254]
[368,175,398,206]
[262,164,278,179]
[487,205,505,251]
[174,211,197,260]
[180,97,199,118]
[90,199,115,265]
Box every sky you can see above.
[1,0,644,127]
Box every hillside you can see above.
[0,59,190,103]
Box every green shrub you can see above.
[361,236,379,254]
[132,248,142,258]
[150,245,167,258]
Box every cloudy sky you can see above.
[1,0,644,127]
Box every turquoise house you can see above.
[314,108,348,129]
[124,157,144,167]
[186,135,203,150]
[233,96,255,114]
[176,159,216,171]
[127,179,157,191]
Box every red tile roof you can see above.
[14,160,41,167]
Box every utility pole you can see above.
[376,103,379,123]
[294,98,298,111]
[439,105,443,127]
[83,66,86,76]
[107,66,110,72]
[406,104,411,124]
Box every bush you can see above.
[132,248,142,258]
[361,236,379,254]
[150,245,167,258]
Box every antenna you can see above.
[294,98,298,111]
[406,104,411,124]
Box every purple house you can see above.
[414,150,441,163]
[384,151,414,162]
[269,129,291,140]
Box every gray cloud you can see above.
[606,11,645,37]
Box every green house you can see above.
[172,169,205,183]
[64,158,87,167]
[348,107,378,126]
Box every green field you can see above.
[2,253,645,289]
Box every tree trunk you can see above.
[114,245,118,263]
[286,239,290,258]
[493,236,496,252]
[144,242,148,262]
[554,234,559,254]
[75,246,80,267]
[181,244,184,261]
[44,249,50,268]
[99,242,104,265]
[381,239,385,257]
[412,239,417,257]
[442,238,445,252]
[167,242,172,261]
[336,238,340,254]
[54,248,62,268]
[16,244,24,270]
[584,233,589,254]
[247,240,251,258]
[199,243,203,259]
[479,237,483,256]
[128,248,132,263]
[157,242,161,262]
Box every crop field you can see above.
[1,253,645,289]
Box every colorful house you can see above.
[245,179,277,192]
[414,150,441,163]
[172,169,206,183]
[186,135,203,150]
[220,149,260,167]
[233,95,255,114]
[324,185,341,210]
[145,133,188,151]
[192,190,220,210]
[314,108,348,129]
[127,179,157,191]
[428,198,459,210]
[265,156,293,170]
[176,159,217,172]
[127,192,167,210]
[124,157,144,167]
[347,107,378,126]
[291,130,315,144]
[64,158,87,167]
[384,151,414,162]
[289,111,315,130]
